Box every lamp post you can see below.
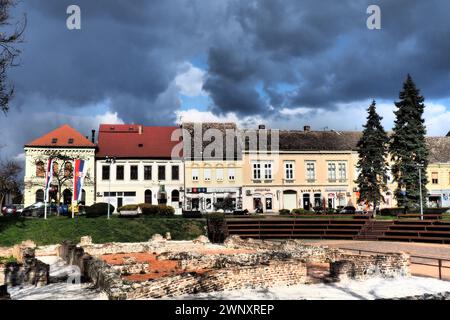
[105,156,116,219]
[417,162,425,221]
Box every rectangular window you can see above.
[264,162,272,180]
[158,165,166,181]
[102,165,110,180]
[204,168,211,181]
[228,168,235,181]
[285,161,294,180]
[144,166,152,180]
[328,162,336,181]
[116,165,124,180]
[338,163,346,181]
[252,163,261,180]
[216,168,224,181]
[124,192,136,197]
[432,172,438,184]
[192,168,199,181]
[306,162,315,181]
[130,165,138,180]
[171,165,179,180]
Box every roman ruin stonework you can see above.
[48,235,410,299]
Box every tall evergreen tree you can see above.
[355,100,389,212]
[390,74,429,209]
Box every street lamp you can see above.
[105,156,116,219]
[416,162,425,221]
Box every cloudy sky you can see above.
[1,0,450,160]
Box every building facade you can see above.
[242,128,361,213]
[95,124,184,213]
[23,125,96,207]
[182,123,243,212]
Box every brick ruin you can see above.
[0,235,411,300]
[0,241,50,299]
[52,235,411,299]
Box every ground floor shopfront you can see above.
[427,189,450,208]
[242,186,357,213]
[95,184,184,214]
[184,187,242,212]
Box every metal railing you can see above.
[340,247,450,280]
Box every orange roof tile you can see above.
[25,124,96,148]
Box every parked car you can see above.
[339,206,356,214]
[2,205,18,217]
[22,202,58,217]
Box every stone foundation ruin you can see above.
[1,235,411,300]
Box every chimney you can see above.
[91,130,96,143]
[304,125,311,132]
[139,125,143,135]
[258,124,266,130]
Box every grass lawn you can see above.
[0,215,206,247]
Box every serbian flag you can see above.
[73,159,87,202]
[44,159,53,202]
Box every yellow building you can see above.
[424,137,450,207]
[182,122,243,212]
[242,127,361,213]
[23,125,96,207]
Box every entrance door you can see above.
[265,197,273,211]
[283,191,297,211]
[191,198,200,210]
[117,197,123,209]
[302,194,311,210]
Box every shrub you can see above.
[279,209,291,215]
[233,209,249,216]
[138,204,174,216]
[118,204,139,212]
[157,205,175,216]
[182,210,203,218]
[86,202,115,218]
[0,256,17,264]
[291,208,315,215]
[380,207,450,216]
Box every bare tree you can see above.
[0,0,26,113]
[0,158,22,206]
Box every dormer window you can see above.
[138,143,143,148]
[51,138,58,144]
[68,138,74,144]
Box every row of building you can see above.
[23,123,450,213]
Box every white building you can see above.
[95,124,184,213]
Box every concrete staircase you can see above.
[355,220,393,241]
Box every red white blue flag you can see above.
[73,159,87,202]
[44,159,53,202]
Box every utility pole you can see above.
[417,162,424,221]
[105,156,116,220]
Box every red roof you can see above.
[96,124,182,158]
[25,124,96,148]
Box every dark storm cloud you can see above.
[2,0,450,159]
[205,0,450,114]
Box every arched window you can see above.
[63,189,72,205]
[53,161,59,176]
[144,190,152,204]
[36,161,45,178]
[36,189,44,203]
[171,190,180,202]
[64,162,73,177]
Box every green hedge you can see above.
[279,209,290,215]
[291,208,315,215]
[138,204,175,216]
[118,204,140,212]
[86,203,115,218]
[380,207,450,216]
